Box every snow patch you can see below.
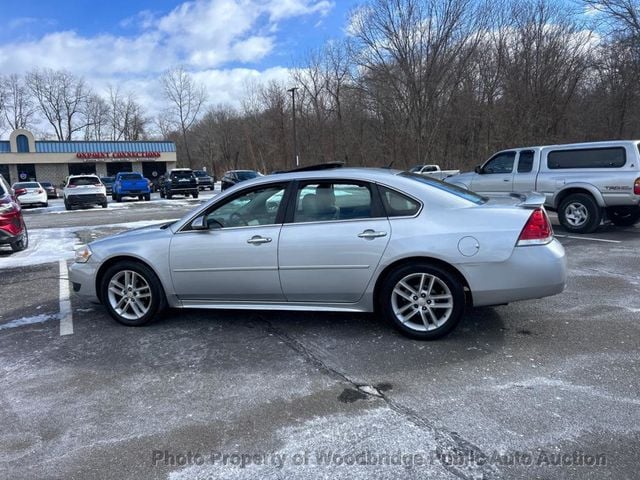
[0,313,59,331]
[0,219,178,269]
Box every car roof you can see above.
[496,139,640,152]
[68,174,99,178]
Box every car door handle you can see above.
[247,235,272,245]
[503,178,510,182]
[358,230,388,239]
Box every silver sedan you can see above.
[69,168,567,339]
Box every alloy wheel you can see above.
[391,272,453,332]
[107,270,152,321]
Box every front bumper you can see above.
[461,238,567,307]
[69,261,100,302]
[0,228,25,245]
[66,194,107,206]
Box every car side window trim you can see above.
[376,183,424,218]
[177,181,292,233]
[282,179,386,225]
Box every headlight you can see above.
[74,245,92,263]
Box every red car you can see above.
[0,174,28,253]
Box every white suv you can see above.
[63,175,108,211]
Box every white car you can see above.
[12,182,48,208]
[63,175,108,210]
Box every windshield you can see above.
[236,171,259,181]
[399,172,487,205]
[119,173,142,180]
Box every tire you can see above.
[145,193,151,201]
[379,262,465,340]
[43,202,48,208]
[64,199,72,211]
[608,206,640,227]
[160,190,165,199]
[192,192,199,199]
[138,195,144,201]
[101,201,108,208]
[10,225,28,252]
[167,193,173,199]
[100,261,166,327]
[558,193,602,234]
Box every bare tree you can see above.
[160,66,207,167]
[0,74,37,131]
[107,86,148,141]
[83,94,109,140]
[26,69,92,140]
[582,0,640,37]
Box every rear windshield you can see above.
[400,172,487,205]
[40,182,52,187]
[101,177,114,183]
[236,171,259,181]
[14,182,39,188]
[119,173,143,180]
[68,177,100,186]
[171,171,193,179]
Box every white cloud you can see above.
[0,0,331,120]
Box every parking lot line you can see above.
[555,234,621,244]
[59,259,74,336]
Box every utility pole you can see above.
[287,87,299,167]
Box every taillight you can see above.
[517,208,553,246]
[634,178,640,195]
[15,188,27,196]
[67,184,77,188]
[37,188,44,193]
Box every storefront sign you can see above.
[76,152,162,160]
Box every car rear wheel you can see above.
[608,206,640,227]
[558,193,601,234]
[380,263,465,340]
[192,192,198,199]
[64,199,73,211]
[144,193,151,201]
[101,261,165,326]
[10,225,28,252]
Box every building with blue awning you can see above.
[0,129,177,186]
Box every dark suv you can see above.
[221,170,262,191]
[160,169,199,199]
[0,174,28,253]
[193,170,214,191]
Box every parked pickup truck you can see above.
[160,168,199,199]
[445,140,640,233]
[112,172,151,202]
[409,164,460,180]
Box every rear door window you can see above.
[547,147,626,169]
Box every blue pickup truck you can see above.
[112,172,151,202]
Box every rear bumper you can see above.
[17,193,47,205]
[462,238,567,307]
[66,194,107,205]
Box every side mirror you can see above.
[474,165,482,174]
[191,215,208,231]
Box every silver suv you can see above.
[446,141,640,233]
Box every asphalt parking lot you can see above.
[1,194,639,480]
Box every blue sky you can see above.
[0,0,361,116]
[1,0,360,70]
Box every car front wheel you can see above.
[380,263,465,340]
[101,261,166,326]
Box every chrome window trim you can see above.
[374,181,424,219]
